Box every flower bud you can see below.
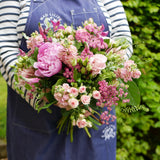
[77,58,83,65]
[82,57,89,66]
[23,55,28,60]
[81,67,86,74]
[86,63,92,71]
[71,59,77,66]
[18,57,24,63]
[16,62,23,68]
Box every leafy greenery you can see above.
[0,74,7,139]
[116,0,160,159]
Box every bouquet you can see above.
[13,18,141,142]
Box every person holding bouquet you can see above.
[0,0,133,159]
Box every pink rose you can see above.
[89,54,107,75]
[79,86,86,93]
[92,90,101,99]
[34,42,63,77]
[62,83,70,91]
[69,87,79,97]
[76,119,87,128]
[80,95,91,105]
[68,98,79,108]
[54,92,62,101]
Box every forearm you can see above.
[100,0,133,59]
[0,0,37,108]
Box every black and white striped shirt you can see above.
[0,0,133,108]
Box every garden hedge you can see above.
[116,0,160,159]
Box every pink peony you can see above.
[68,98,79,108]
[76,119,87,128]
[80,95,91,105]
[34,42,63,77]
[92,90,101,99]
[89,54,107,75]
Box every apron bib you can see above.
[7,0,116,160]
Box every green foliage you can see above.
[0,75,7,139]
[117,0,160,159]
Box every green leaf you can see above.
[32,47,39,61]
[84,127,91,138]
[154,121,160,128]
[51,77,66,94]
[24,83,32,90]
[73,68,81,82]
[156,145,160,155]
[37,102,54,113]
[74,41,83,50]
[126,81,141,106]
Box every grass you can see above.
[0,75,7,139]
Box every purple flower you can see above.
[34,42,63,77]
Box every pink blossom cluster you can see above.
[100,111,117,125]
[58,45,78,68]
[54,83,93,110]
[97,80,119,109]
[72,114,92,128]
[63,67,75,83]
[26,31,44,54]
[75,22,108,51]
[115,60,141,82]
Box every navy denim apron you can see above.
[7,0,116,159]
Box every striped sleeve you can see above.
[0,0,38,108]
[99,0,133,59]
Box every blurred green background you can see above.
[0,0,160,159]
[0,74,7,139]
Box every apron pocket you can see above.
[71,8,100,29]
[10,88,61,133]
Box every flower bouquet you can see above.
[13,18,141,142]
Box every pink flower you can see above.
[18,68,40,85]
[62,83,70,91]
[92,90,101,99]
[76,119,87,128]
[79,86,86,93]
[69,87,79,97]
[65,26,73,34]
[75,29,91,43]
[68,45,78,55]
[18,49,26,56]
[34,42,63,77]
[27,78,40,84]
[68,98,79,108]
[80,95,91,105]
[51,20,65,32]
[54,92,62,101]
[89,54,107,75]
[26,33,44,52]
[132,69,141,79]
